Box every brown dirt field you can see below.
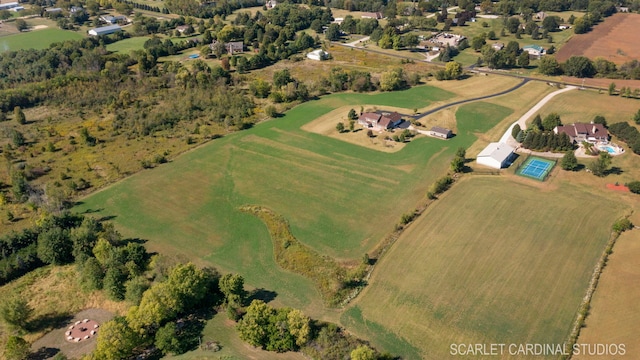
[606,183,630,192]
[556,13,640,65]
[573,230,640,359]
[561,76,640,89]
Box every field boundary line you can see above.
[564,217,632,359]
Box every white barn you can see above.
[476,142,514,169]
[88,24,122,36]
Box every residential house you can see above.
[523,44,545,57]
[358,111,403,131]
[428,126,453,139]
[176,25,191,34]
[492,42,504,51]
[361,12,383,19]
[209,40,244,54]
[553,123,609,144]
[100,15,127,24]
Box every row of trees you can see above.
[609,121,640,154]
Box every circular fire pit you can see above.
[64,319,100,343]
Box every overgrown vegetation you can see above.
[240,205,369,307]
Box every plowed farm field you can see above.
[556,13,640,65]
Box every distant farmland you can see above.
[346,176,628,359]
[556,13,640,65]
[0,28,83,52]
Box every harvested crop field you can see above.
[345,177,628,359]
[556,13,640,65]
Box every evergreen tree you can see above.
[560,151,578,170]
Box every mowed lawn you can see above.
[78,85,510,314]
[0,29,83,52]
[105,36,150,53]
[344,176,628,359]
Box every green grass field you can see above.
[0,28,83,52]
[345,176,628,359]
[106,36,150,53]
[74,86,518,317]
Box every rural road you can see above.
[499,85,577,144]
[344,36,370,47]
[413,78,531,120]
[426,6,459,18]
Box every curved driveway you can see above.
[413,78,530,120]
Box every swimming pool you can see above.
[598,146,615,154]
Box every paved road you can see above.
[413,78,530,120]
[499,85,577,144]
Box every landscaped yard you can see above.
[345,176,629,359]
[0,28,83,52]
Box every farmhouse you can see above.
[100,15,127,24]
[175,25,193,34]
[523,45,545,57]
[358,111,403,131]
[88,24,122,36]
[0,2,19,10]
[209,40,244,54]
[553,123,609,144]
[361,12,383,19]
[492,42,504,51]
[428,126,452,139]
[476,142,514,169]
[306,49,329,61]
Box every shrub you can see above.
[627,181,640,194]
[612,218,633,233]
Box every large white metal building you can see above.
[476,142,514,169]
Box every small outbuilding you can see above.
[428,126,452,139]
[476,142,514,169]
[88,24,122,36]
[0,2,19,10]
[306,49,329,61]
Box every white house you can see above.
[523,44,545,57]
[88,24,122,36]
[476,142,514,169]
[306,49,329,61]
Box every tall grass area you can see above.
[0,29,83,52]
[75,87,513,316]
[347,176,628,359]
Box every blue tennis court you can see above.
[517,157,555,181]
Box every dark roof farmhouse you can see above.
[209,40,244,54]
[358,111,403,131]
[554,123,609,143]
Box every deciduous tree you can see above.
[0,297,33,331]
[4,336,30,360]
